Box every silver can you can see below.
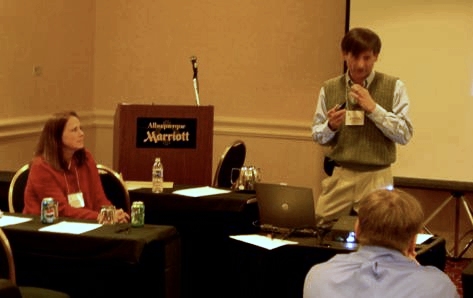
[41,197,58,224]
[131,201,145,228]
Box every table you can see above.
[129,186,258,298]
[1,214,180,298]
[394,176,473,258]
[228,234,447,298]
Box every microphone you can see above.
[189,55,200,106]
[190,56,198,79]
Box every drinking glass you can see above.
[230,167,242,186]
[99,205,116,225]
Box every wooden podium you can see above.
[113,104,214,186]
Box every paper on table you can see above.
[125,181,174,190]
[416,233,433,245]
[0,215,33,227]
[232,233,432,249]
[230,234,298,250]
[172,186,231,197]
[39,221,102,235]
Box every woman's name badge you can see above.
[68,192,85,208]
[346,110,365,126]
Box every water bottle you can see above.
[152,157,164,193]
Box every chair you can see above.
[97,164,131,213]
[0,279,21,298]
[213,140,246,188]
[8,163,130,214]
[8,164,29,213]
[0,227,70,298]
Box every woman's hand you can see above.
[96,207,130,224]
[115,208,130,223]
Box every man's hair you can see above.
[356,188,424,252]
[35,110,86,171]
[341,27,382,56]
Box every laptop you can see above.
[255,182,317,235]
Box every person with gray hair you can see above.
[303,188,459,297]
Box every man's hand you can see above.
[349,84,376,113]
[327,104,346,131]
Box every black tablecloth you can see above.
[128,186,447,298]
[129,185,256,212]
[229,234,447,298]
[1,214,180,298]
[129,186,259,298]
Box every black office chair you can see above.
[0,228,70,298]
[97,164,131,213]
[8,164,29,213]
[213,140,246,188]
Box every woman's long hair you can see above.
[35,111,86,171]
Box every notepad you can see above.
[126,181,174,190]
[416,233,433,245]
[39,221,102,235]
[0,215,33,227]
[230,234,298,250]
[172,186,231,197]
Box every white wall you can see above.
[351,0,473,182]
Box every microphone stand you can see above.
[193,78,200,106]
[190,56,200,106]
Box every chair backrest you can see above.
[8,164,30,214]
[0,228,70,298]
[0,228,21,297]
[97,164,131,213]
[0,228,16,284]
[213,140,246,188]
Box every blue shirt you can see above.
[303,245,459,298]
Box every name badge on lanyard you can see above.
[64,166,85,208]
[345,79,366,126]
[345,110,365,126]
[68,192,85,208]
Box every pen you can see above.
[115,226,130,234]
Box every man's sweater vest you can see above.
[324,72,397,170]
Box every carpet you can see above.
[445,257,472,297]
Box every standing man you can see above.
[312,27,413,225]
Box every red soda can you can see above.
[41,198,58,224]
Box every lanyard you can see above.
[64,166,82,195]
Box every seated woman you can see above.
[23,111,129,223]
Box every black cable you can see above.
[282,228,297,240]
